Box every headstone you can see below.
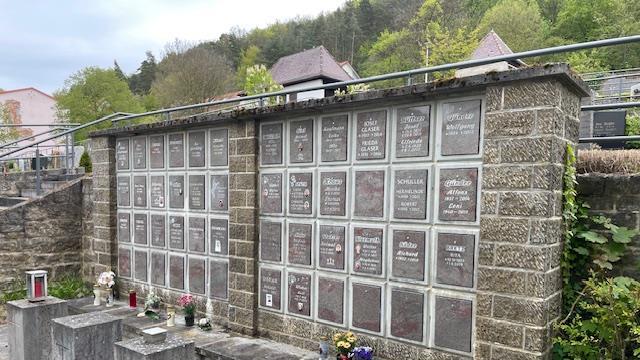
[288,172,313,215]
[353,227,383,275]
[210,218,228,256]
[287,272,311,317]
[188,131,206,167]
[317,277,344,324]
[321,115,348,162]
[434,296,473,353]
[260,221,282,262]
[351,283,381,332]
[169,175,184,209]
[149,135,165,169]
[261,123,283,165]
[116,138,130,170]
[133,176,147,207]
[150,175,165,208]
[169,255,185,290]
[391,229,426,281]
[288,223,312,266]
[390,288,424,342]
[436,232,476,288]
[353,170,385,218]
[188,257,206,295]
[134,213,148,245]
[150,252,166,286]
[210,128,229,166]
[188,175,205,210]
[150,214,166,247]
[117,176,130,207]
[319,172,347,216]
[169,216,185,250]
[396,105,430,158]
[133,137,147,169]
[318,225,345,271]
[260,173,283,214]
[134,250,148,282]
[209,260,228,299]
[593,110,627,149]
[356,110,387,160]
[168,133,185,168]
[260,268,282,310]
[441,100,482,156]
[114,334,195,360]
[118,213,131,243]
[393,169,428,219]
[118,247,132,278]
[438,168,478,222]
[188,217,206,253]
[289,119,313,163]
[210,174,229,211]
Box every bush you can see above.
[577,149,640,174]
[79,150,92,173]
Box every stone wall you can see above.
[0,169,83,197]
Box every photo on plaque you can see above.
[169,255,185,290]
[317,277,344,325]
[351,283,382,333]
[117,213,131,243]
[436,232,476,288]
[116,138,130,170]
[356,110,387,160]
[133,175,147,208]
[319,172,347,216]
[321,114,348,162]
[134,250,148,282]
[209,260,228,299]
[288,172,312,215]
[150,175,165,208]
[188,131,206,167]
[210,174,229,211]
[260,221,282,262]
[288,223,312,266]
[393,169,428,220]
[318,225,345,271]
[438,168,478,222]
[353,170,385,218]
[289,119,314,163]
[260,123,283,165]
[118,247,131,278]
[210,128,229,167]
[133,213,148,245]
[188,174,206,210]
[168,216,185,250]
[150,214,166,248]
[168,133,185,168]
[132,137,147,169]
[210,218,228,256]
[396,105,430,158]
[150,252,166,286]
[260,268,282,310]
[391,229,426,281]
[149,135,165,169]
[188,217,206,253]
[287,272,312,317]
[441,99,482,156]
[117,176,131,207]
[434,296,473,353]
[260,173,283,214]
[390,288,424,342]
[352,227,383,276]
[188,257,206,295]
[168,175,184,209]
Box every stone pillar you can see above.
[51,312,122,360]
[476,78,582,359]
[114,335,195,360]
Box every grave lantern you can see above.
[26,270,48,301]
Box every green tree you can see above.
[236,45,262,88]
[113,60,127,82]
[242,64,283,104]
[79,150,92,173]
[359,29,422,87]
[0,102,20,143]
[476,0,547,52]
[129,51,157,95]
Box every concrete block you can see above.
[114,334,195,360]
[51,312,122,360]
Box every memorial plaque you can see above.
[116,138,130,170]
[436,232,476,288]
[117,213,131,243]
[168,133,185,168]
[150,214,166,247]
[168,175,184,209]
[260,268,282,310]
[392,230,426,281]
[321,115,348,162]
[393,169,428,219]
[210,218,228,256]
[260,173,282,214]
[117,176,130,207]
[319,172,346,216]
[150,252,166,286]
[317,277,344,324]
[133,137,147,169]
[118,248,131,278]
[169,255,185,290]
[434,296,473,353]
[133,176,147,207]
[288,223,312,266]
[210,129,229,166]
[149,135,165,169]
[188,258,206,295]
[188,131,206,167]
[441,100,482,156]
[188,175,205,210]
[353,227,383,275]
[396,105,430,158]
[593,111,626,149]
[261,123,283,165]
[289,119,313,163]
[288,172,312,215]
[438,168,478,222]
[188,217,206,253]
[353,170,385,218]
[210,260,228,299]
[134,250,147,282]
[133,213,148,245]
[210,175,229,211]
[287,272,311,317]
[260,221,282,262]
[168,216,185,250]
[150,175,165,208]
[390,288,424,342]
[318,225,345,270]
[352,283,381,332]
[356,110,387,160]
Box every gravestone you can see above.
[150,214,166,247]
[434,296,473,353]
[134,213,148,245]
[133,137,147,169]
[353,170,385,218]
[261,123,283,165]
[168,133,185,168]
[353,227,383,275]
[150,252,166,286]
[441,100,482,156]
[260,173,283,214]
[288,172,312,214]
[210,260,228,299]
[438,168,478,222]
[188,217,206,253]
[188,257,206,294]
[317,277,344,324]
[391,229,426,281]
[287,272,312,317]
[321,115,348,162]
[436,232,476,288]
[188,131,206,167]
[134,250,148,282]
[393,169,428,220]
[210,174,229,211]
[116,139,130,170]
[593,110,627,149]
[168,175,184,209]
[390,288,424,342]
[133,176,147,208]
[356,110,387,160]
[168,216,185,250]
[150,175,165,208]
[188,175,205,210]
[318,225,345,270]
[351,283,381,332]
[319,172,347,216]
[260,221,282,262]
[288,223,312,266]
[117,177,130,207]
[396,105,430,158]
[118,213,131,243]
[289,119,313,163]
[169,255,185,290]
[210,218,228,256]
[210,128,229,166]
[114,335,195,360]
[118,247,132,278]
[260,268,282,310]
[149,135,165,169]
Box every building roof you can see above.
[0,87,55,100]
[270,46,354,86]
[471,30,525,66]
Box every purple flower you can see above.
[352,346,373,360]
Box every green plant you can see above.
[79,150,92,173]
[48,275,92,299]
[625,113,640,149]
[0,279,27,304]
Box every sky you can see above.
[0,0,346,94]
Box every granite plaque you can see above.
[133,137,147,169]
[150,252,166,286]
[260,268,282,310]
[390,288,424,342]
[210,260,228,299]
[210,218,228,256]
[260,173,282,214]
[133,176,147,207]
[133,213,148,245]
[393,169,428,219]
[149,135,165,169]
[117,213,131,243]
[321,115,348,162]
[117,176,130,207]
[188,131,206,167]
[288,223,312,266]
[441,100,481,156]
[188,217,206,253]
[353,170,385,218]
[168,133,185,168]
[188,175,205,210]
[288,172,312,214]
[134,250,148,282]
[356,110,387,160]
[210,129,229,166]
[168,216,185,250]
[318,225,345,270]
[169,255,185,290]
[396,105,430,158]
[150,214,166,247]
[593,111,626,149]
[261,123,283,165]
[287,272,311,317]
[392,230,426,281]
[352,283,381,332]
[116,139,130,170]
[319,172,346,216]
[317,277,344,324]
[289,119,313,163]
[210,175,229,211]
[438,168,478,222]
[188,258,206,294]
[260,221,282,262]
[434,296,473,353]
[150,175,165,208]
[436,232,476,288]
[168,175,184,209]
[353,227,383,275]
[118,248,131,278]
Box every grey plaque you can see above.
[209,260,228,299]
[117,213,130,243]
[149,135,165,169]
[188,131,206,167]
[188,175,205,210]
[352,283,381,332]
[168,133,185,168]
[150,175,165,208]
[134,250,147,282]
[168,175,184,209]
[441,100,482,156]
[117,176,130,207]
[289,119,313,163]
[188,217,206,253]
[392,230,426,281]
[210,218,228,256]
[133,137,147,169]
[438,168,478,222]
[436,232,476,288]
[133,213,148,245]
[354,170,385,218]
[118,248,131,278]
[168,216,185,250]
[210,129,229,166]
[287,272,311,317]
[434,296,473,353]
[390,288,424,342]
[353,227,383,275]
[317,277,344,324]
[260,221,282,262]
[150,214,166,247]
[169,255,184,290]
[356,110,387,160]
[396,105,430,158]
[261,123,283,165]
[150,252,166,286]
[116,139,130,170]
[133,176,147,207]
[288,172,312,215]
[210,175,229,211]
[318,225,345,270]
[288,223,312,266]
[594,111,627,149]
[260,173,282,214]
[321,115,348,162]
[393,169,428,219]
[319,172,346,216]
[260,268,282,310]
[188,258,206,295]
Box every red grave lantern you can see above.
[26,270,48,301]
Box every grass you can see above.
[577,149,640,174]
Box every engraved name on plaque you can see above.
[396,105,430,158]
[168,133,185,168]
[168,216,185,250]
[354,170,385,218]
[188,217,206,253]
[434,296,473,353]
[133,176,147,207]
[356,110,387,160]
[288,172,312,215]
[116,139,130,170]
[150,175,165,208]
[320,172,346,216]
[321,115,348,162]
[134,213,148,245]
[188,175,205,210]
[392,229,426,281]
[149,135,165,169]
[210,174,229,211]
[260,268,282,310]
[260,173,283,214]
[318,225,345,271]
[287,272,311,317]
[438,168,478,222]
[117,177,130,207]
[210,128,229,167]
[118,213,130,243]
[168,175,184,209]
[441,100,482,156]
[289,119,313,163]
[393,169,428,220]
[188,131,206,167]
[390,288,424,342]
[317,277,344,324]
[353,227,383,275]
[169,255,185,290]
[288,223,312,266]
[150,214,166,248]
[436,232,476,288]
[210,218,228,256]
[261,123,283,165]
[260,221,282,262]
[133,137,147,169]
[352,283,382,332]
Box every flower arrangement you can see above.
[144,293,161,310]
[177,294,196,316]
[352,346,373,360]
[333,331,357,358]
[198,318,212,331]
[97,271,116,288]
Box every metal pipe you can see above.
[0,123,79,127]
[579,135,640,143]
[35,148,41,195]
[581,101,640,111]
[0,127,66,149]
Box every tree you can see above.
[476,0,547,52]
[359,29,422,87]
[236,45,262,88]
[113,60,127,82]
[79,150,92,173]
[242,64,283,104]
[0,102,20,143]
[129,51,157,95]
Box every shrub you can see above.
[577,149,640,174]
[79,150,92,173]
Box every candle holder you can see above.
[26,270,48,302]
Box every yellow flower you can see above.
[347,336,357,343]
[346,331,354,337]
[341,342,351,349]
[333,334,340,342]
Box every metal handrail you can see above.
[0,127,67,149]
[581,101,640,111]
[0,123,79,127]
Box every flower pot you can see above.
[337,354,349,360]
[185,315,195,327]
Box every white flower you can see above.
[198,318,209,326]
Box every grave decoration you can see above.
[96,270,116,307]
[333,331,358,360]
[25,270,48,302]
[198,318,212,331]
[166,305,176,327]
[178,293,196,326]
[142,327,167,344]
[140,293,161,320]
[352,347,374,360]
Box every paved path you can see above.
[0,325,8,360]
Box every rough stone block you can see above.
[477,267,527,295]
[480,217,529,244]
[51,312,122,360]
[476,316,524,348]
[502,80,559,110]
[482,165,531,190]
[499,192,554,217]
[500,138,553,164]
[484,110,535,137]
[114,334,195,360]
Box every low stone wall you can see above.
[0,169,84,197]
